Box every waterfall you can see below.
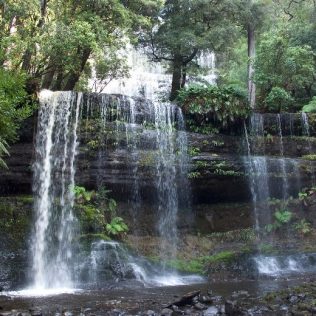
[246,113,316,276]
[276,114,289,200]
[153,103,180,262]
[301,112,315,184]
[91,46,216,98]
[81,240,203,288]
[244,114,271,232]
[32,91,81,289]
[89,47,197,265]
[81,93,189,264]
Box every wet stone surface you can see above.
[1,280,316,315]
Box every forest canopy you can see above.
[0,0,316,157]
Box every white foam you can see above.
[4,287,80,297]
[152,274,204,287]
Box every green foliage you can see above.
[298,186,316,206]
[274,209,292,224]
[265,208,293,233]
[187,171,201,179]
[167,258,204,274]
[186,119,219,135]
[194,161,210,169]
[0,70,33,142]
[293,219,312,236]
[265,87,294,112]
[302,154,316,161]
[106,217,128,236]
[255,31,315,111]
[0,0,159,92]
[208,228,256,243]
[258,243,275,254]
[302,97,316,113]
[188,146,201,156]
[74,185,128,240]
[178,84,250,128]
[166,251,236,274]
[147,0,240,64]
[73,185,94,202]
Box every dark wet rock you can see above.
[231,291,250,300]
[170,305,180,312]
[29,309,42,316]
[198,295,212,304]
[171,311,184,316]
[166,291,200,308]
[194,302,207,310]
[225,300,242,316]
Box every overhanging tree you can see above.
[143,0,242,100]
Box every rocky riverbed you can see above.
[1,279,316,315]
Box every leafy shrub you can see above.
[73,185,128,240]
[106,217,128,236]
[293,219,312,236]
[265,208,293,233]
[265,87,294,112]
[302,97,316,113]
[0,70,33,142]
[177,84,250,130]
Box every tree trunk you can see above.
[170,56,183,101]
[63,47,91,91]
[181,64,187,88]
[41,68,55,89]
[21,49,32,72]
[248,23,256,108]
[41,58,56,89]
[52,68,64,91]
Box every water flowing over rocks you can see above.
[1,91,316,313]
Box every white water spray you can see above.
[31,91,81,290]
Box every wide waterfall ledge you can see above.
[23,90,204,294]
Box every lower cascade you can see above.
[244,113,316,276]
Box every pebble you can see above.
[160,308,173,316]
[203,306,219,316]
[194,302,206,311]
[143,310,156,316]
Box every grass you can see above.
[302,154,316,161]
[165,250,236,274]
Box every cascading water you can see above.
[17,46,215,293]
[80,240,202,288]
[89,47,201,270]
[80,93,191,271]
[246,113,315,277]
[276,114,290,200]
[301,112,315,184]
[32,91,81,290]
[244,113,271,232]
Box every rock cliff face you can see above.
[0,95,315,235]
